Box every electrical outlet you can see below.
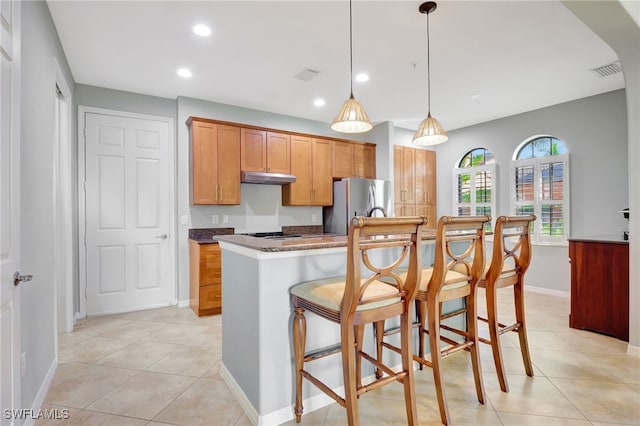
[223,215,229,223]
[21,352,26,377]
[181,215,188,225]
[311,214,317,223]
[212,215,219,224]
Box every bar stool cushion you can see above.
[391,268,469,291]
[291,276,400,312]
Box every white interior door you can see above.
[1,0,22,421]
[84,111,172,315]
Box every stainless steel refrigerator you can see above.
[323,178,392,235]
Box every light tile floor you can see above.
[38,289,640,425]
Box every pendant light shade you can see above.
[413,1,448,146]
[331,0,372,134]
[331,95,373,133]
[413,113,448,146]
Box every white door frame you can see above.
[77,106,177,318]
[53,57,74,334]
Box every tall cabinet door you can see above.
[402,147,416,204]
[312,139,333,205]
[217,125,241,205]
[191,121,218,205]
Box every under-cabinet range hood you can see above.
[240,171,296,185]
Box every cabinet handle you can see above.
[313,189,316,201]
[220,186,223,200]
[215,185,218,202]
[424,191,426,203]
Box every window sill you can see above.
[531,240,568,248]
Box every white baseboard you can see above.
[221,362,384,426]
[22,357,58,426]
[526,285,570,298]
[627,343,640,357]
[177,299,190,308]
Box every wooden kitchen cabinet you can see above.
[568,238,629,341]
[241,129,291,174]
[189,118,241,205]
[333,140,376,179]
[189,240,222,316]
[394,145,436,227]
[354,143,376,179]
[333,140,354,178]
[282,136,332,206]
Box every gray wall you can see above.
[425,89,629,292]
[21,0,75,410]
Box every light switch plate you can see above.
[181,215,188,225]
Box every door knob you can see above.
[14,271,33,286]
[155,234,168,240]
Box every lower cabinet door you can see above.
[199,284,222,311]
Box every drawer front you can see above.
[199,243,221,262]
[200,263,221,285]
[199,285,222,310]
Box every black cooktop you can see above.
[243,232,302,239]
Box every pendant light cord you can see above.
[426,10,431,115]
[349,0,354,98]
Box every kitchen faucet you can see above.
[367,206,387,217]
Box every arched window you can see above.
[511,135,569,243]
[453,147,497,230]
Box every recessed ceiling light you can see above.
[177,68,192,78]
[355,73,369,83]
[193,24,211,37]
[314,98,326,107]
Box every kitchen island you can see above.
[216,231,458,425]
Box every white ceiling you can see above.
[47,0,624,132]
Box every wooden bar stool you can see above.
[376,215,490,425]
[290,216,428,426]
[477,214,536,392]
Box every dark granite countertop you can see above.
[216,229,438,252]
[189,228,235,244]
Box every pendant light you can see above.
[413,1,448,146]
[331,0,373,133]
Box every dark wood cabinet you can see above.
[568,238,629,341]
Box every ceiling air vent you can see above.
[294,68,320,82]
[590,61,622,77]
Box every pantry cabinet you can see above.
[189,118,241,205]
[394,145,436,227]
[189,241,222,316]
[282,136,332,206]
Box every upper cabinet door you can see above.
[266,132,291,174]
[354,144,376,179]
[283,135,313,205]
[191,121,218,205]
[217,125,241,205]
[312,139,333,206]
[241,128,266,172]
[332,140,354,178]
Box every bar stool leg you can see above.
[428,297,451,425]
[486,284,509,392]
[466,289,486,404]
[514,281,534,377]
[416,300,427,370]
[355,324,365,390]
[341,322,359,426]
[374,320,384,379]
[400,305,418,426]
[293,307,306,422]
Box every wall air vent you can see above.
[294,68,320,82]
[590,61,622,77]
